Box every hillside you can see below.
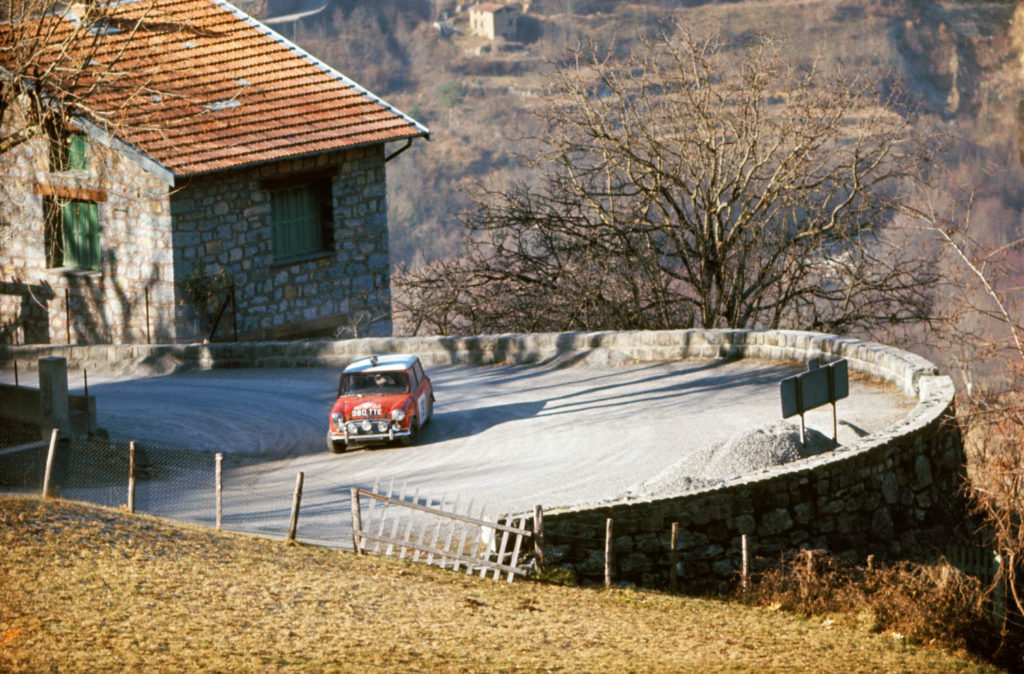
[272,0,1021,269]
[0,497,998,672]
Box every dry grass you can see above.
[742,550,1020,670]
[0,497,998,673]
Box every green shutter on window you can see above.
[69,134,89,171]
[62,201,100,271]
[271,184,321,260]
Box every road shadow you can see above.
[346,400,548,453]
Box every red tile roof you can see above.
[5,0,428,179]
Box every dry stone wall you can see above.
[0,329,962,590]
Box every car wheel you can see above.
[327,432,346,454]
[400,417,419,446]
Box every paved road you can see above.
[4,358,914,547]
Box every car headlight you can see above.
[391,408,406,422]
[376,421,389,433]
[347,422,359,434]
[361,420,372,432]
[331,413,345,429]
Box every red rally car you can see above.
[327,354,434,453]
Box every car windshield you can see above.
[341,371,410,396]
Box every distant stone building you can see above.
[468,2,518,41]
[0,0,428,345]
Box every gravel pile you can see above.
[623,421,836,499]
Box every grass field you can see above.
[0,496,999,672]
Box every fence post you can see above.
[670,522,679,593]
[533,505,545,573]
[128,441,136,513]
[350,488,362,554]
[64,288,70,344]
[41,428,59,498]
[741,534,749,592]
[13,360,17,387]
[215,453,223,531]
[287,471,304,542]
[604,517,613,589]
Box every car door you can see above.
[412,359,432,423]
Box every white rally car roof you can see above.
[343,354,419,373]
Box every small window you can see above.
[68,134,89,171]
[46,199,100,271]
[51,133,89,172]
[269,179,332,262]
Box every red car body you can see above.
[327,354,434,453]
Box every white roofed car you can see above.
[326,354,434,453]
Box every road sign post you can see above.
[780,359,849,446]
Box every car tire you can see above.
[400,417,419,446]
[327,432,347,454]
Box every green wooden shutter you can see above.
[271,184,320,260]
[62,201,100,270]
[69,134,89,171]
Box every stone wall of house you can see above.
[169,144,392,343]
[2,124,393,346]
[0,129,176,346]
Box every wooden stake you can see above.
[604,517,613,589]
[42,428,59,498]
[741,534,749,592]
[144,287,151,345]
[83,369,88,398]
[287,472,304,542]
[13,360,18,387]
[128,441,136,514]
[64,288,70,344]
[533,505,545,574]
[670,522,679,593]
[350,487,363,554]
[215,453,223,531]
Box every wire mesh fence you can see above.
[0,424,372,549]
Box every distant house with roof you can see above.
[468,3,518,42]
[0,0,428,345]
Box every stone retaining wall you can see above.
[0,330,962,589]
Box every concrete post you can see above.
[38,356,70,439]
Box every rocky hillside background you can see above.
[260,0,1023,271]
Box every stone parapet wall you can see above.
[540,375,960,589]
[0,329,960,590]
[0,329,943,394]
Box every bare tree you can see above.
[0,0,174,159]
[397,27,941,336]
[901,189,1024,629]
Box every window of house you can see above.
[50,132,89,172]
[45,199,100,271]
[69,133,89,171]
[269,177,332,262]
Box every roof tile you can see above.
[3,0,428,178]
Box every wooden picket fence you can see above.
[945,543,1005,623]
[349,484,531,582]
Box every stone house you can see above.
[468,3,518,42]
[0,0,428,345]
